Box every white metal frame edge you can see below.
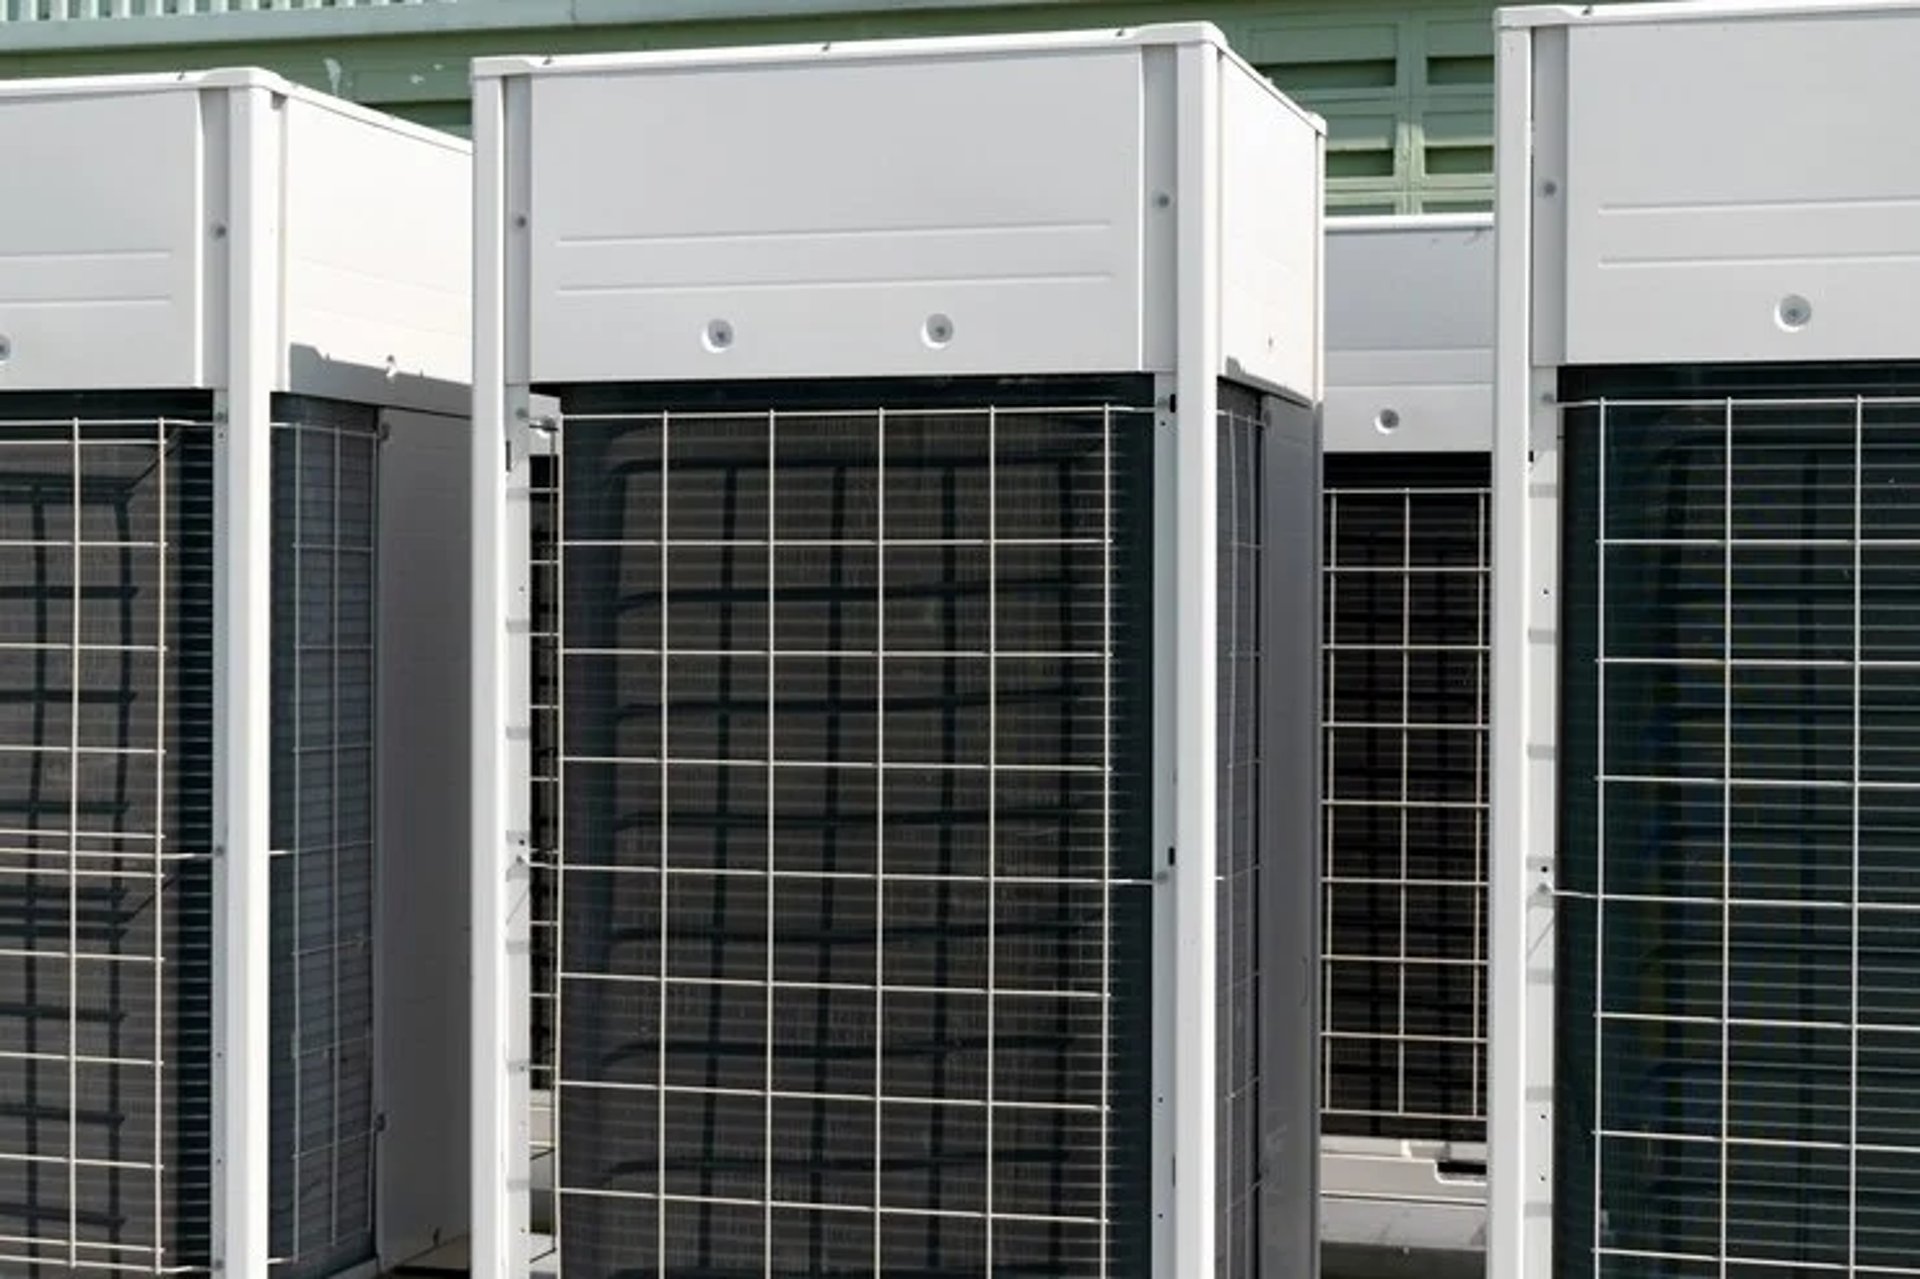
[470,69,533,1279]
[1170,38,1223,1279]
[1490,18,1560,1279]
[212,81,282,1279]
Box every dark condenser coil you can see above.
[474,27,1326,1279]
[1317,216,1492,1267]
[0,71,473,1276]
[1495,10,1920,1279]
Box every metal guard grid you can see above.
[546,395,1155,1278]
[1321,455,1490,1146]
[1217,386,1265,1278]
[0,409,216,1275]
[529,450,559,1251]
[1559,390,1920,1277]
[267,403,379,1276]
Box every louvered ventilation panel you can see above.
[1321,453,1489,1146]
[268,397,380,1278]
[0,393,386,1277]
[1556,369,1920,1277]
[528,446,560,1250]
[547,380,1157,1279]
[1217,382,1266,1279]
[0,394,217,1275]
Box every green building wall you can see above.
[0,0,1498,213]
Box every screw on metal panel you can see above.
[1152,191,1173,209]
[1777,294,1813,330]
[704,319,735,352]
[512,213,529,230]
[1374,407,1401,433]
[211,222,228,240]
[0,336,10,362]
[923,314,955,348]
[1539,178,1558,197]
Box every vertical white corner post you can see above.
[213,81,280,1279]
[1491,15,1559,1279]
[470,68,532,1279]
[1171,37,1222,1279]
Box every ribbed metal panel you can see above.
[1320,453,1489,1146]
[0,393,216,1275]
[1558,366,1920,1277]
[529,448,560,1246]
[548,378,1155,1279]
[1217,382,1265,1279]
[269,396,379,1278]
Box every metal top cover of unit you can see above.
[476,24,1323,395]
[1507,0,1920,367]
[0,67,470,403]
[1500,0,1920,27]
[1324,215,1492,456]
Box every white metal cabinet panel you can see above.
[0,90,205,390]
[1219,58,1322,398]
[524,50,1147,382]
[1559,12,1920,364]
[375,407,472,1268]
[282,98,472,391]
[1325,217,1492,453]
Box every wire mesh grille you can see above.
[268,399,379,1276]
[1559,382,1920,1277]
[530,447,560,1247]
[0,399,216,1275]
[548,385,1155,1279]
[1320,453,1490,1145]
[1217,384,1265,1279]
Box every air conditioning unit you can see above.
[471,25,1325,1279]
[1492,3,1920,1277]
[1319,215,1492,1275]
[0,70,471,1278]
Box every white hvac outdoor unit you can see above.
[0,71,471,1278]
[471,26,1325,1279]
[1319,215,1492,1273]
[1492,3,1920,1277]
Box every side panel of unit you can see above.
[1556,12,1920,365]
[1218,59,1321,402]
[1325,218,1492,454]
[375,408,473,1265]
[281,98,472,393]
[0,89,208,389]
[521,50,1147,383]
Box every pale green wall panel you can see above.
[0,0,1500,211]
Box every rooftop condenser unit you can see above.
[1319,215,1492,1273]
[472,26,1325,1279]
[0,71,472,1277]
[1492,3,1920,1276]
